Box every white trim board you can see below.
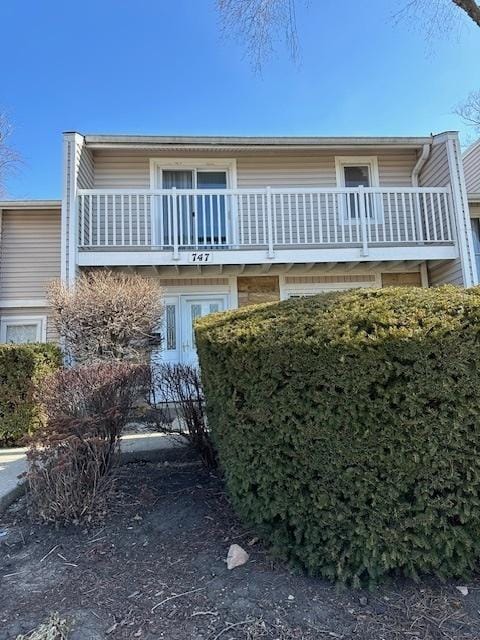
[335,156,380,187]
[149,158,238,189]
[78,245,459,267]
[0,299,48,308]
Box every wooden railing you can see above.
[77,186,454,257]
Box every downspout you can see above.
[411,143,431,187]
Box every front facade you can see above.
[1,130,479,363]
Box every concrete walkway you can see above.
[0,432,186,516]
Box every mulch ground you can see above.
[2,453,480,640]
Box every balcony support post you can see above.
[172,187,179,260]
[358,185,369,257]
[266,186,275,258]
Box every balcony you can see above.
[76,186,458,267]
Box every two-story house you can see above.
[0,130,478,364]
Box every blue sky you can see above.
[2,0,479,199]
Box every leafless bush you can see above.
[149,363,217,468]
[48,271,163,364]
[27,362,150,524]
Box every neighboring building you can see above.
[464,139,480,278]
[1,130,479,363]
[0,200,61,344]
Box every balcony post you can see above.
[172,187,179,260]
[266,186,275,258]
[358,186,369,257]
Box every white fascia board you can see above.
[77,246,459,268]
[0,200,61,210]
[83,134,434,151]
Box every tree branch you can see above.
[0,112,21,197]
[452,0,480,27]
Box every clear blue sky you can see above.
[2,0,479,199]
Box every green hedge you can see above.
[0,343,62,447]
[196,286,480,585]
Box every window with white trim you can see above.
[150,158,237,247]
[335,156,381,221]
[0,316,47,344]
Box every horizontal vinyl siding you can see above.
[419,141,464,286]
[428,259,464,286]
[419,142,450,187]
[77,144,94,189]
[470,202,480,217]
[0,306,58,343]
[0,209,61,301]
[464,144,480,193]
[92,149,418,189]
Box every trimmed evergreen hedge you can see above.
[0,343,62,447]
[196,286,480,585]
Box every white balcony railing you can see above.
[77,186,454,257]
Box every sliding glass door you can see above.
[160,169,227,247]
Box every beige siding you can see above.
[419,140,464,286]
[0,209,61,301]
[0,306,58,343]
[464,142,480,194]
[92,149,418,189]
[77,144,94,189]
[470,202,480,218]
[428,260,464,287]
[419,142,450,188]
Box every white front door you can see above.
[181,295,227,366]
[154,294,228,367]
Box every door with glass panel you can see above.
[160,170,227,247]
[153,295,227,367]
[342,165,371,220]
[181,296,227,366]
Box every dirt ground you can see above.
[2,454,480,640]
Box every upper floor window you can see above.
[150,159,236,246]
[335,156,380,220]
[335,156,380,189]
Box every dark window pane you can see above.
[162,170,193,188]
[344,165,370,187]
[197,171,227,189]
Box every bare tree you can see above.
[217,0,300,71]
[455,90,480,134]
[0,112,20,197]
[217,0,479,70]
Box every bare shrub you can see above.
[27,362,150,524]
[149,363,217,469]
[48,271,163,364]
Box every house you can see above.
[464,139,480,277]
[0,130,479,364]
